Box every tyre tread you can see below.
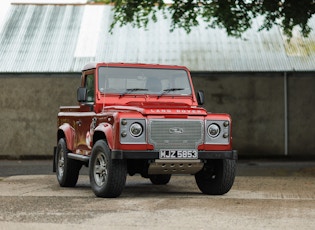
[90,140,127,198]
[55,138,81,187]
[195,159,236,195]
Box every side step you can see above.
[68,153,90,163]
[53,147,90,173]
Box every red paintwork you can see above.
[58,123,75,150]
[57,63,233,156]
[94,123,114,149]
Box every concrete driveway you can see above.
[0,160,315,230]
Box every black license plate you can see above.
[159,149,198,159]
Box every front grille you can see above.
[148,119,204,150]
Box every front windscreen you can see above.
[98,67,192,95]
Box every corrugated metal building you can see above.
[0,3,314,158]
[1,3,315,73]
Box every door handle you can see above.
[76,120,82,126]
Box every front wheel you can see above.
[89,140,127,198]
[55,138,82,187]
[195,159,236,195]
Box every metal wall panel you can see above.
[0,4,314,73]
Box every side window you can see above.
[85,74,94,102]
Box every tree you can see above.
[89,0,315,38]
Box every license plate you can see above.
[159,149,198,159]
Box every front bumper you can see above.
[111,150,238,160]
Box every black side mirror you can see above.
[77,87,87,102]
[197,90,205,105]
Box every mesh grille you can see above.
[148,119,204,150]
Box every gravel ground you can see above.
[0,160,315,230]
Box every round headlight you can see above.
[207,124,220,138]
[129,123,143,137]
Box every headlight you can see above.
[207,123,220,138]
[129,123,143,137]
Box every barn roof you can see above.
[0,3,315,73]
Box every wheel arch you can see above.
[57,123,75,151]
[93,123,114,149]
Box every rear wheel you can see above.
[89,140,127,198]
[195,159,236,195]
[55,138,82,187]
[149,174,171,185]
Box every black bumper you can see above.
[111,150,238,160]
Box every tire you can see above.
[195,159,236,195]
[149,174,171,185]
[55,138,82,187]
[89,140,127,198]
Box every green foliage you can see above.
[110,0,165,29]
[88,0,315,38]
[258,0,314,37]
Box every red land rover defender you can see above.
[54,63,237,198]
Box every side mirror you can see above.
[77,87,87,102]
[197,90,205,105]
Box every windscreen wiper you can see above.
[120,88,148,98]
[158,88,184,98]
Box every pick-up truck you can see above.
[53,62,237,198]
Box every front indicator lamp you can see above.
[121,131,127,137]
[121,119,127,125]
